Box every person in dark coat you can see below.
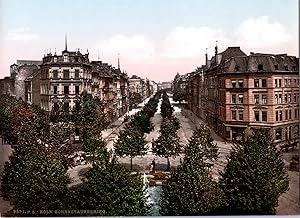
[151,159,156,172]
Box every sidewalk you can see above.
[181,107,224,142]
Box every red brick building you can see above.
[188,46,299,146]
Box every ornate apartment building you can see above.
[39,45,92,113]
[91,61,129,123]
[186,46,299,146]
[0,41,132,124]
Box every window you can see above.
[52,70,58,79]
[254,95,259,104]
[279,94,282,104]
[276,111,279,121]
[235,65,240,71]
[288,79,291,87]
[275,128,282,140]
[289,109,292,119]
[262,111,267,121]
[54,57,57,63]
[238,94,243,104]
[294,126,299,138]
[275,94,278,104]
[284,94,288,103]
[238,80,243,88]
[275,79,278,88]
[295,108,298,119]
[231,80,236,88]
[293,66,297,71]
[294,93,297,103]
[255,111,259,121]
[254,79,259,87]
[261,79,267,87]
[284,79,287,87]
[262,95,267,104]
[63,102,69,112]
[63,70,69,79]
[258,64,264,71]
[53,103,59,112]
[285,110,288,120]
[75,85,80,94]
[231,94,236,103]
[274,64,279,70]
[288,93,291,103]
[75,69,80,79]
[232,111,237,120]
[279,111,282,121]
[284,65,289,71]
[63,55,68,62]
[64,85,69,95]
[239,110,243,120]
[278,79,282,87]
[53,86,57,94]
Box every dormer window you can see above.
[54,57,57,63]
[235,65,240,71]
[258,64,264,71]
[274,64,278,70]
[284,65,289,71]
[63,54,68,62]
[293,66,297,71]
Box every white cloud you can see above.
[162,26,231,58]
[94,34,156,65]
[234,16,292,49]
[6,27,38,41]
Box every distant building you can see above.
[0,60,41,105]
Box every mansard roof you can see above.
[223,53,298,73]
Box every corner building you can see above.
[39,47,92,113]
[189,46,299,146]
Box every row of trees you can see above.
[0,93,151,216]
[159,125,289,215]
[152,90,181,171]
[114,91,162,170]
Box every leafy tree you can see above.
[82,135,110,168]
[132,111,153,134]
[160,91,174,118]
[10,153,69,214]
[152,118,181,171]
[73,91,105,140]
[219,130,289,215]
[129,92,143,109]
[114,124,148,171]
[45,122,77,170]
[173,88,187,104]
[160,163,226,215]
[159,123,225,215]
[184,123,218,164]
[65,162,149,216]
[0,95,21,139]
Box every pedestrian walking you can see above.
[151,159,156,173]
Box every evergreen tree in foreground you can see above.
[219,130,289,215]
[159,123,225,215]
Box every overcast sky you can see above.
[0,0,298,82]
